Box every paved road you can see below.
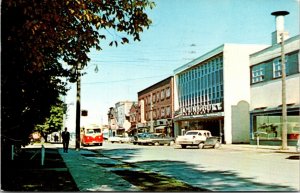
[82,142,299,191]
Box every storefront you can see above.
[250,105,300,146]
[174,112,224,143]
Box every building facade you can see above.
[128,103,139,135]
[173,44,268,144]
[249,35,300,145]
[107,107,117,136]
[138,76,174,136]
[114,101,136,135]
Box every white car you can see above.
[108,136,133,143]
[175,130,212,149]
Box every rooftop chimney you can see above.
[271,11,289,45]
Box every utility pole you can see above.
[280,32,288,150]
[271,11,289,150]
[75,65,81,150]
[150,93,154,133]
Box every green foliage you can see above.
[35,103,66,137]
[1,0,155,146]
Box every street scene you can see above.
[4,142,299,192]
[79,143,300,191]
[2,0,300,192]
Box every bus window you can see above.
[94,129,101,133]
[86,129,94,134]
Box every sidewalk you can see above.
[1,143,78,191]
[58,148,140,191]
[221,144,299,153]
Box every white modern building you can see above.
[249,12,300,145]
[173,43,268,144]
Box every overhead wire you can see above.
[82,74,172,85]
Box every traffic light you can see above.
[81,110,88,116]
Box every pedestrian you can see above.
[54,134,58,143]
[62,127,70,153]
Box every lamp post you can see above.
[75,64,81,150]
[74,63,98,151]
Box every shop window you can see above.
[252,115,300,140]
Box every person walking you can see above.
[62,127,70,153]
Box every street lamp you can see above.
[74,63,99,151]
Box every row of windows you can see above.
[178,56,224,108]
[145,106,171,120]
[143,87,171,105]
[251,52,299,84]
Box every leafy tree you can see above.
[34,102,66,142]
[1,0,155,150]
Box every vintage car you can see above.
[203,136,221,149]
[176,130,215,149]
[132,133,152,145]
[108,135,134,143]
[137,133,175,146]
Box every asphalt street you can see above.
[64,141,300,191]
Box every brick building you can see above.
[138,76,174,136]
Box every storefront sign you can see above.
[181,103,223,115]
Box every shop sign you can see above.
[181,103,222,115]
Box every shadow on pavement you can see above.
[92,148,297,192]
[1,147,79,191]
[135,160,297,191]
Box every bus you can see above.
[80,124,104,146]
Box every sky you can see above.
[64,0,300,132]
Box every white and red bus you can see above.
[80,124,104,146]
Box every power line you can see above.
[82,74,172,85]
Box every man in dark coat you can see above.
[62,127,70,153]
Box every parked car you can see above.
[133,133,152,145]
[137,133,175,146]
[175,130,212,149]
[203,136,221,149]
[108,135,134,143]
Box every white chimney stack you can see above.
[271,11,289,45]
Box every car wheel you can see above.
[169,141,175,146]
[181,145,186,149]
[214,142,221,149]
[198,143,204,149]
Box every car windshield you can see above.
[86,129,94,134]
[186,132,199,135]
[94,129,101,133]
